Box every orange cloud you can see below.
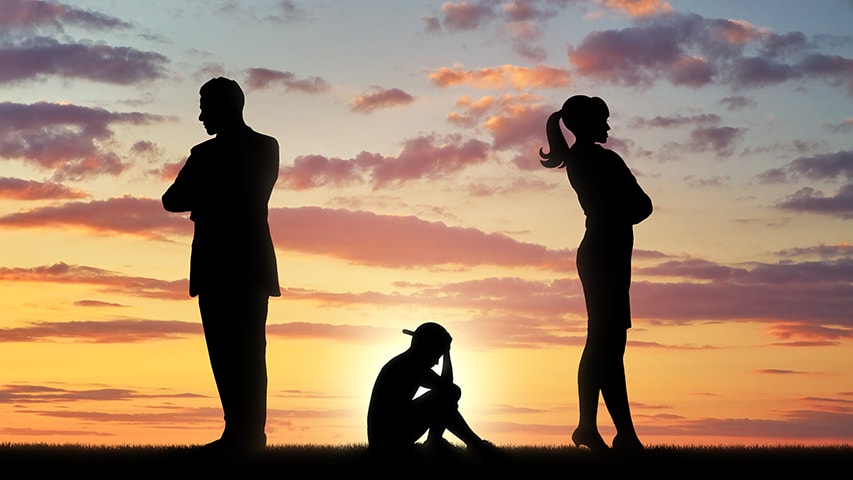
[428,65,571,90]
[281,134,490,190]
[0,262,187,300]
[269,207,575,271]
[602,0,672,17]
[243,67,330,94]
[0,177,89,200]
[350,87,415,113]
[0,196,190,239]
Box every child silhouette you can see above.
[367,322,495,455]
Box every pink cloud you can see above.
[0,37,167,85]
[0,262,188,300]
[637,409,853,442]
[0,177,88,200]
[440,1,496,32]
[0,102,169,180]
[485,102,551,150]
[777,185,853,219]
[0,319,200,343]
[285,253,853,346]
[428,65,571,90]
[270,207,575,270]
[568,12,853,95]
[0,196,190,239]
[0,0,130,30]
[350,87,415,113]
[243,67,330,94]
[280,134,490,190]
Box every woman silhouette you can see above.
[540,95,652,452]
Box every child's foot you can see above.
[468,438,500,457]
[425,437,457,455]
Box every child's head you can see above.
[403,322,452,361]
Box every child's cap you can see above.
[403,322,452,348]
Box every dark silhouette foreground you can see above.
[162,77,280,454]
[540,95,652,453]
[367,322,496,457]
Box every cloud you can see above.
[0,36,168,85]
[0,384,204,404]
[350,87,415,113]
[269,207,576,270]
[428,64,571,90]
[629,113,721,129]
[0,262,188,300]
[0,102,169,180]
[633,258,853,332]
[0,177,88,200]
[0,195,190,239]
[788,151,853,181]
[0,319,199,343]
[755,151,853,186]
[266,322,393,343]
[638,409,853,442]
[775,243,853,260]
[754,369,809,375]
[485,101,552,150]
[74,300,127,307]
[776,184,853,219]
[426,1,574,62]
[0,0,131,30]
[686,126,745,156]
[601,0,672,17]
[264,0,306,23]
[718,95,756,110]
[825,118,853,134]
[280,134,490,190]
[567,12,853,95]
[243,67,330,94]
[282,254,853,346]
[630,113,744,157]
[0,195,575,272]
[439,1,497,32]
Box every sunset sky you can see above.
[1,0,852,447]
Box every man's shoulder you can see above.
[250,130,279,150]
[190,137,217,154]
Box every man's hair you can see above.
[199,77,245,113]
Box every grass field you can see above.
[1,443,850,477]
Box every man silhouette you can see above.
[162,77,280,453]
[367,322,495,455]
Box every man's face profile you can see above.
[198,95,222,135]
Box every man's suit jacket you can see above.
[162,126,281,298]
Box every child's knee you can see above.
[445,383,462,403]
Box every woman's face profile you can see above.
[572,112,610,145]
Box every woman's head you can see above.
[559,95,609,140]
[540,95,610,168]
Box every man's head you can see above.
[198,77,245,135]
[403,322,452,364]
